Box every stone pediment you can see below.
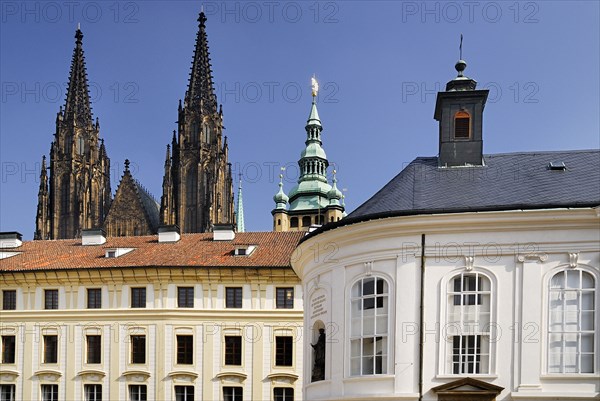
[33,370,62,382]
[77,370,105,382]
[432,377,504,400]
[167,371,198,383]
[121,370,151,382]
[215,371,247,384]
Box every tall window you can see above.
[275,336,293,366]
[87,335,101,364]
[41,385,58,401]
[274,388,294,401]
[45,289,58,310]
[224,335,242,365]
[178,287,194,308]
[84,384,102,401]
[87,288,102,309]
[446,272,491,374]
[454,110,470,138]
[350,276,389,375]
[131,287,146,308]
[1,336,15,364]
[226,287,243,308]
[223,387,242,401]
[175,385,194,401]
[2,290,16,310]
[0,385,15,401]
[129,385,147,401]
[44,335,58,364]
[131,335,146,364]
[548,269,596,373]
[276,288,294,309]
[177,335,193,365]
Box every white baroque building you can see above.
[292,60,600,400]
[0,227,305,401]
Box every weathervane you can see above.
[311,75,319,98]
[459,33,463,60]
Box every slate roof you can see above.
[0,232,305,272]
[350,150,600,219]
[133,179,160,230]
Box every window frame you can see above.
[43,334,58,364]
[276,287,294,309]
[130,335,146,364]
[443,271,494,376]
[224,335,242,366]
[222,386,243,401]
[129,384,147,401]
[176,335,194,365]
[177,287,194,308]
[275,336,293,367]
[225,287,243,308]
[131,287,146,308]
[546,268,596,374]
[349,276,390,377]
[84,384,102,401]
[1,335,16,364]
[41,384,59,401]
[2,290,16,310]
[87,288,102,309]
[273,387,294,401]
[453,110,471,139]
[44,289,59,310]
[0,384,16,401]
[86,334,102,364]
[174,385,194,401]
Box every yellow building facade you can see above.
[0,229,304,401]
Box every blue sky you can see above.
[1,1,599,238]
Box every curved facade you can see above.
[292,209,600,400]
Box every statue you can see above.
[311,328,326,382]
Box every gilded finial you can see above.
[311,75,319,98]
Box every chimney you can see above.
[213,224,235,241]
[0,232,23,248]
[81,228,106,246]
[158,225,181,243]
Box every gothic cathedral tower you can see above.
[160,12,235,232]
[35,27,111,240]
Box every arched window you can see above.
[350,276,388,375]
[446,272,491,374]
[76,136,85,155]
[548,269,595,373]
[454,111,470,139]
[290,217,298,228]
[317,215,324,225]
[302,216,311,227]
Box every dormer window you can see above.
[104,248,134,258]
[234,245,256,256]
[454,111,470,139]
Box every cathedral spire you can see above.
[236,174,245,232]
[34,155,50,240]
[63,26,93,127]
[186,11,218,115]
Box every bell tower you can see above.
[35,27,111,240]
[434,46,489,167]
[160,11,235,233]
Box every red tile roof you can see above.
[0,232,305,272]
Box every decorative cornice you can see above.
[33,369,62,382]
[464,256,474,271]
[266,372,299,383]
[215,371,247,383]
[517,253,548,263]
[77,370,105,381]
[0,370,20,382]
[167,370,198,383]
[121,370,151,382]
